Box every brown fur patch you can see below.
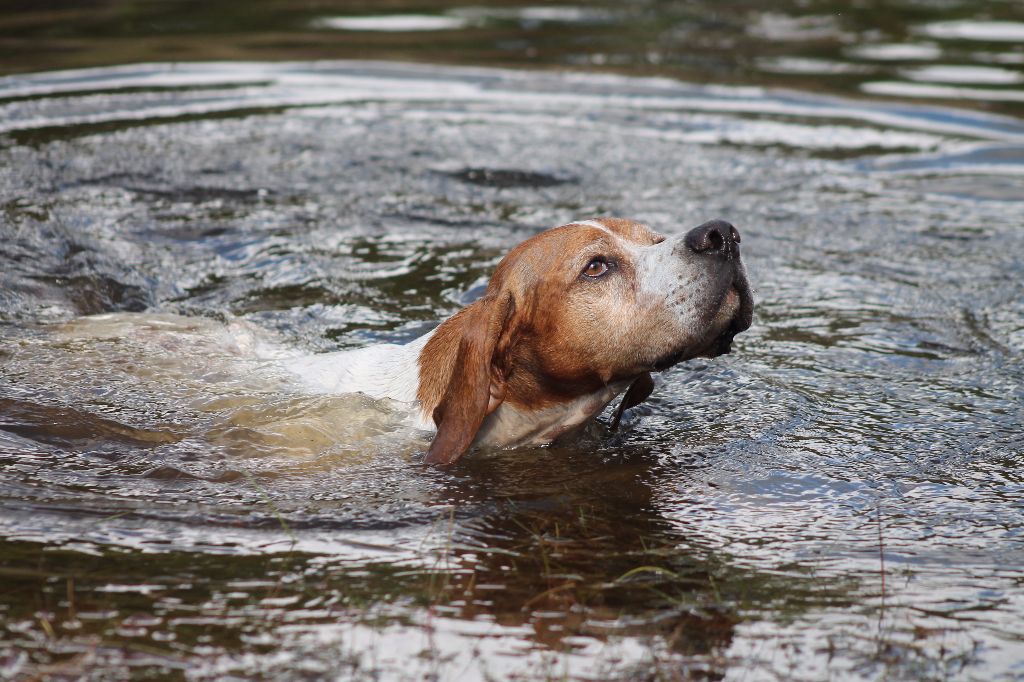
[417,218,678,464]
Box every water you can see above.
[4,0,1024,118]
[1,2,1023,681]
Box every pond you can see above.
[1,2,1023,680]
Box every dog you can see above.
[284,217,753,466]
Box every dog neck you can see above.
[282,322,632,450]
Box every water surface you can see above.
[1,5,1023,682]
[3,0,1024,118]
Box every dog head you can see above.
[418,217,753,465]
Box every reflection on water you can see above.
[0,0,1023,117]
[0,4,1023,681]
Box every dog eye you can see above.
[582,258,611,278]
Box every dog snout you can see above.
[683,219,740,256]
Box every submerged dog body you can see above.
[285,217,753,465]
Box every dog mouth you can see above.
[651,282,753,371]
[706,286,753,357]
[708,317,744,357]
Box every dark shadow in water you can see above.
[0,444,855,679]
[445,167,576,188]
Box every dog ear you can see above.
[610,372,654,431]
[423,292,518,466]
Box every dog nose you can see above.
[684,220,740,255]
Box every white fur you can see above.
[474,379,632,447]
[570,219,614,232]
[281,332,434,429]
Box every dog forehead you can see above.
[579,217,661,243]
[520,218,656,256]
[495,224,608,277]
[491,218,663,289]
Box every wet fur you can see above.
[412,217,752,465]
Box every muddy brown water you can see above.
[1,2,1024,680]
